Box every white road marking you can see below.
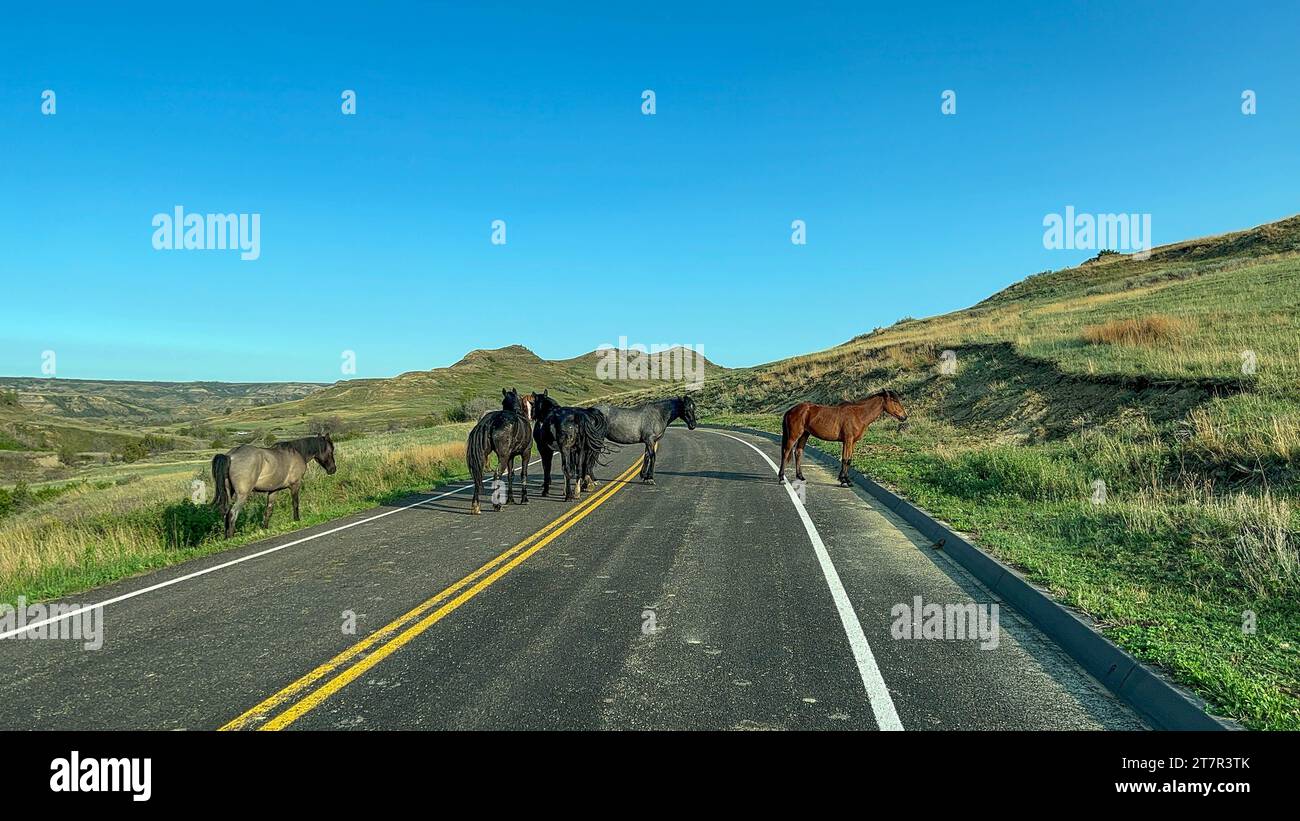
[707,430,905,731]
[0,460,542,641]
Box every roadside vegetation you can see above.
[0,424,472,606]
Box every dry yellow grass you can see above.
[1081,315,1194,347]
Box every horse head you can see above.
[678,395,698,430]
[531,389,558,423]
[318,433,338,474]
[880,390,910,431]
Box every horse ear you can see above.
[503,388,508,397]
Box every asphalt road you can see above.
[0,427,1143,730]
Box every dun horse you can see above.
[466,388,534,514]
[592,395,697,483]
[212,435,337,538]
[530,390,608,500]
[779,390,909,487]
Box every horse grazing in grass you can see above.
[530,390,609,500]
[779,390,909,487]
[212,435,337,538]
[593,396,697,483]
[466,388,534,514]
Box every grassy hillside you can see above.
[620,214,1300,729]
[219,344,724,434]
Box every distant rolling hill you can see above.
[0,377,326,424]
[219,344,725,433]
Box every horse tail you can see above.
[579,409,607,455]
[212,453,232,515]
[781,407,794,458]
[466,418,492,482]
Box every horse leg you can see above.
[492,456,504,512]
[226,491,246,538]
[582,447,596,491]
[505,454,516,505]
[839,437,858,486]
[540,442,554,496]
[290,481,301,521]
[642,440,656,484]
[561,447,576,501]
[470,469,482,516]
[795,432,810,481]
[519,444,531,504]
[262,491,275,528]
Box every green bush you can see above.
[161,501,221,549]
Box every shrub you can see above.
[161,501,221,548]
[1081,315,1192,347]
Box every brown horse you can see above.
[778,390,909,487]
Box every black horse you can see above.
[530,390,608,501]
[592,395,697,483]
[465,388,534,514]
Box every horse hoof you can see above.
[643,478,655,485]
[493,503,503,512]
[470,505,481,515]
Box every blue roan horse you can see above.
[592,395,697,483]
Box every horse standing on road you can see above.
[212,435,338,539]
[466,388,534,514]
[592,395,697,484]
[778,390,909,487]
[530,390,609,501]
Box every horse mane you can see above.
[276,436,329,458]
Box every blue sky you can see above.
[2,1,1297,382]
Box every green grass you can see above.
[0,424,474,606]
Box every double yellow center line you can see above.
[221,456,644,731]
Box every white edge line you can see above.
[0,459,542,640]
[707,430,905,731]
